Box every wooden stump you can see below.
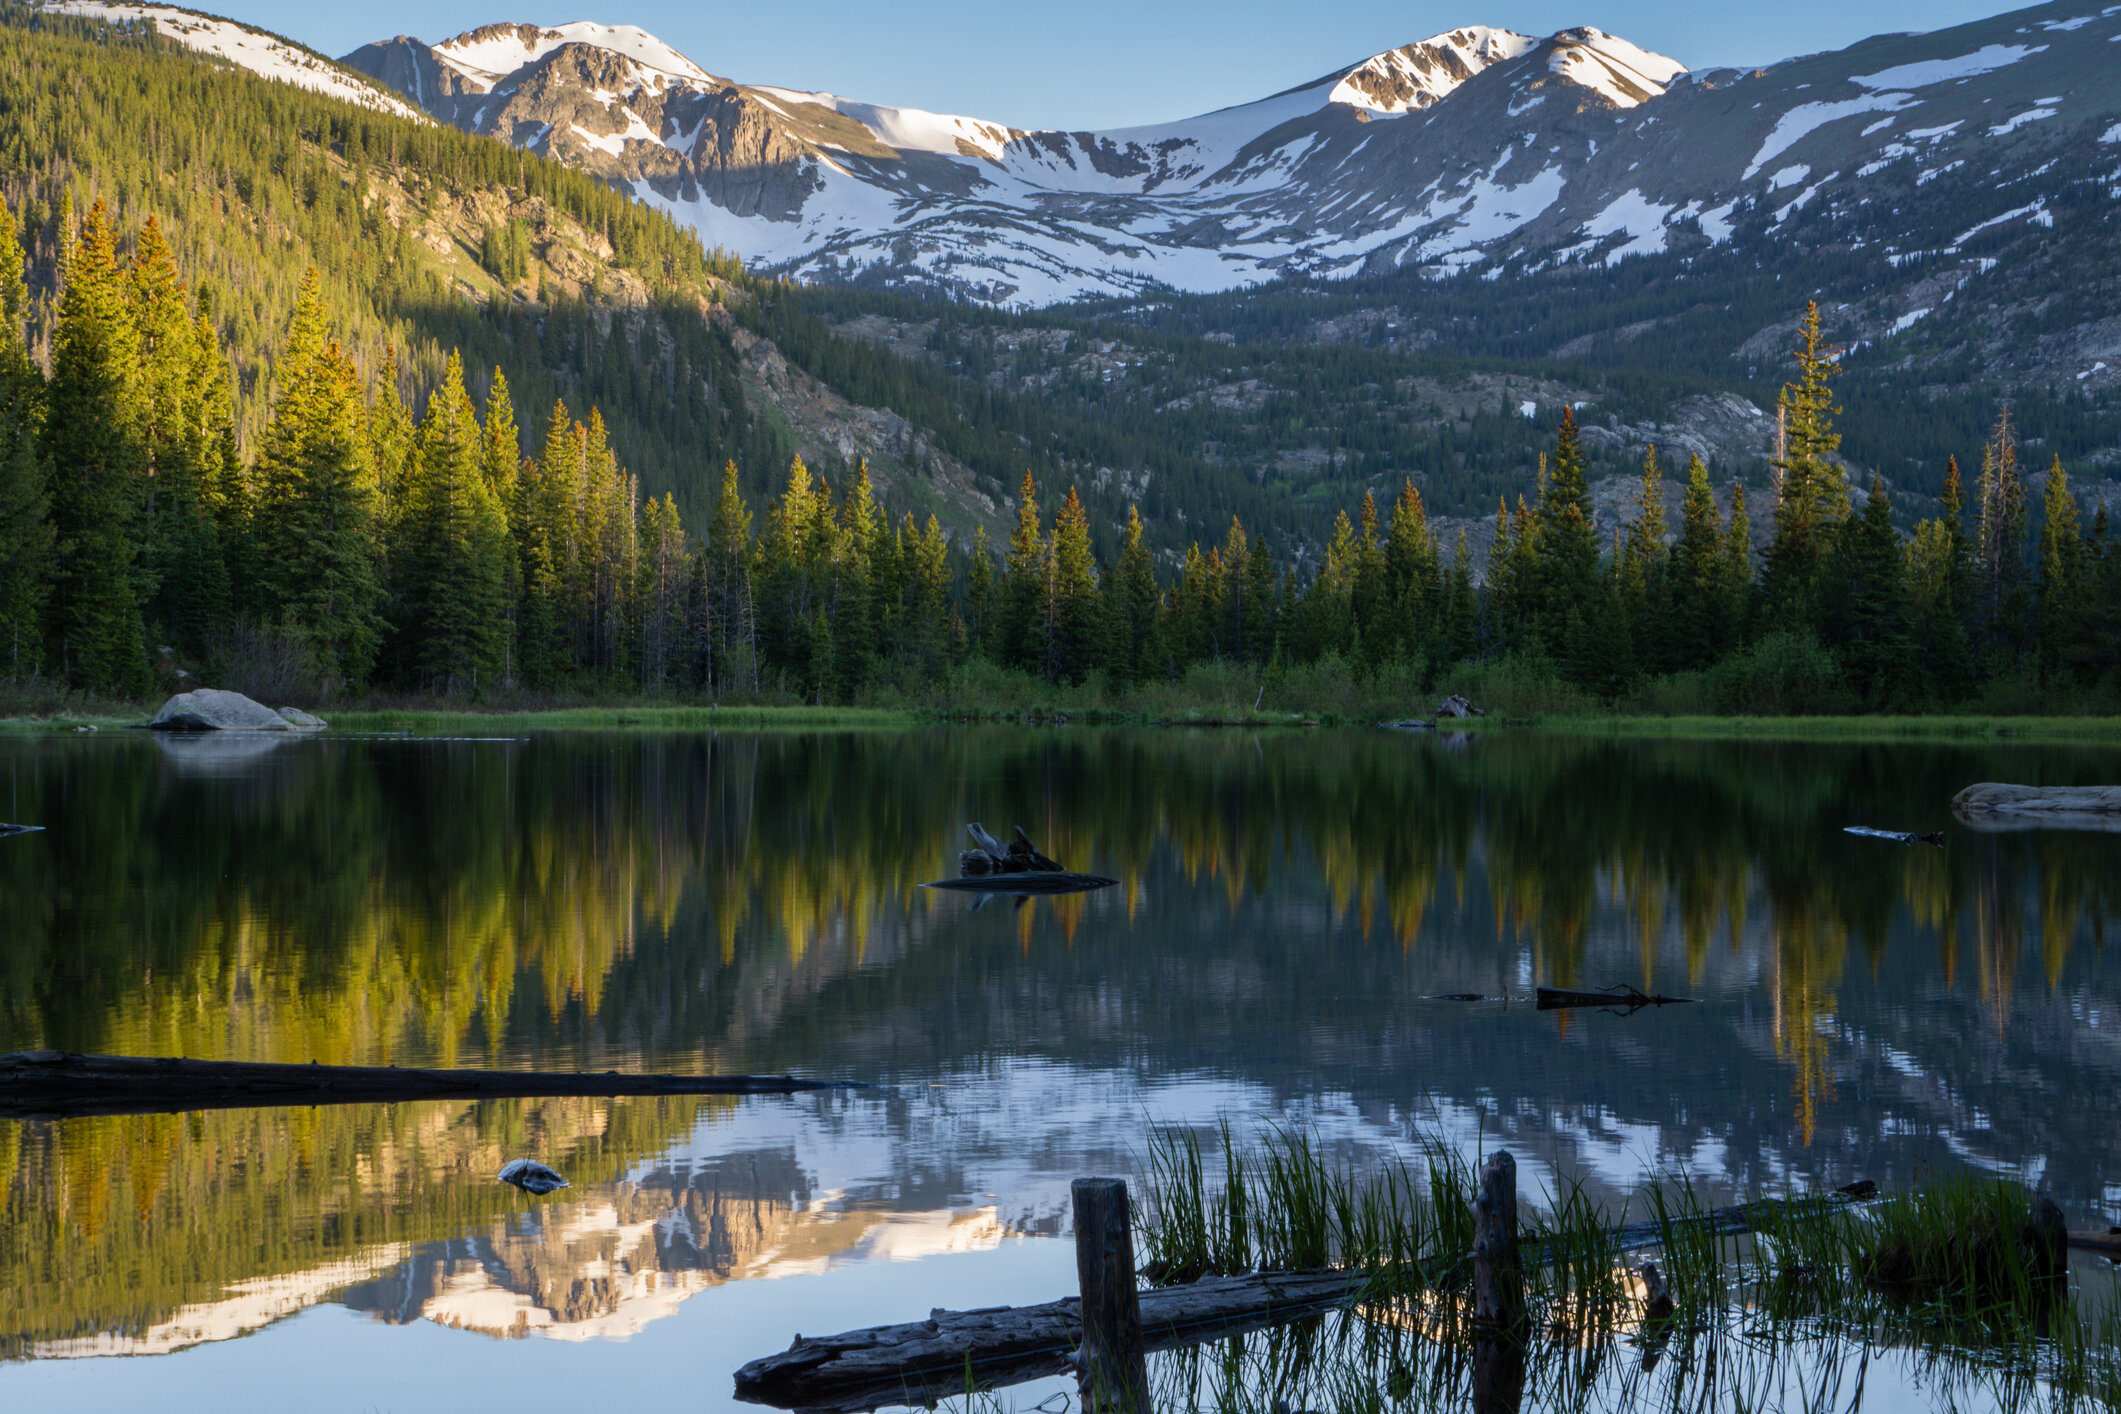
[1073,1177,1151,1413]
[1473,1150,1524,1337]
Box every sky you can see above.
[234,0,2032,130]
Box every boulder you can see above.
[1952,783,2121,816]
[151,689,296,732]
[276,707,328,731]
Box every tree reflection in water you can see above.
[0,728,2114,1362]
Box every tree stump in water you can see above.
[1073,1177,1150,1413]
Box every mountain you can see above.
[336,5,2121,309]
[56,0,429,121]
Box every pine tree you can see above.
[394,352,510,692]
[1762,302,1848,629]
[1666,454,1723,670]
[1383,480,1439,662]
[43,199,150,694]
[1303,509,1360,662]
[1000,471,1047,674]
[1108,502,1159,684]
[904,513,952,682]
[252,272,385,686]
[1718,483,1754,648]
[2035,455,2084,682]
[1444,531,1476,666]
[1621,444,1669,673]
[704,458,755,693]
[963,525,996,660]
[130,214,223,652]
[637,492,688,692]
[1902,456,1978,701]
[0,196,51,681]
[368,344,415,521]
[1828,476,1909,707]
[1534,408,1600,677]
[1049,485,1101,683]
[1974,409,2031,671]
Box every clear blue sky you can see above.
[241,0,2031,130]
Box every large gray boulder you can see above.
[150,689,323,732]
[1952,783,2121,815]
[1952,782,2121,833]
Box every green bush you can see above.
[1709,631,1851,715]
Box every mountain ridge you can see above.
[324,2,2121,314]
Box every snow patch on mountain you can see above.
[1745,92,1916,178]
[1850,44,2045,91]
[1987,105,2058,135]
[1582,189,1673,262]
[56,2,428,121]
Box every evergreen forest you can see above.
[0,6,2114,715]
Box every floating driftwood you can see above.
[1952,783,2121,834]
[0,1050,861,1119]
[925,873,1119,895]
[926,824,1116,899]
[1844,826,1945,847]
[1535,985,1697,1013]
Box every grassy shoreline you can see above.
[2,700,2116,741]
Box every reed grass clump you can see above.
[1133,1124,2121,1414]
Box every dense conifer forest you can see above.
[0,6,2114,713]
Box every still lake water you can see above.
[0,726,2116,1411]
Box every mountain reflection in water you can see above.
[0,726,2116,1384]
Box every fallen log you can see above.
[1535,985,1697,1013]
[924,872,1118,896]
[736,1185,1877,1413]
[0,1050,860,1119]
[734,1269,1365,1413]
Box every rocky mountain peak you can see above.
[1326,27,1540,115]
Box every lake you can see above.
[1,727,2116,1412]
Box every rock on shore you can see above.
[150,689,326,732]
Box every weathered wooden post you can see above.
[1471,1150,1525,1414]
[1472,1150,1524,1335]
[1073,1176,1151,1413]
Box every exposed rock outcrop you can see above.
[150,690,326,732]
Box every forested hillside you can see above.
[0,5,2114,715]
[0,3,780,528]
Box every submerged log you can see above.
[1534,985,1697,1013]
[733,1269,1366,1412]
[0,1050,860,1119]
[737,1182,1888,1413]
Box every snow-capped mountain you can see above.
[82,2,2121,316]
[56,2,427,122]
[333,4,2121,306]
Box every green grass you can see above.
[322,704,923,733]
[1132,1125,2121,1414]
[1525,713,2121,742]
